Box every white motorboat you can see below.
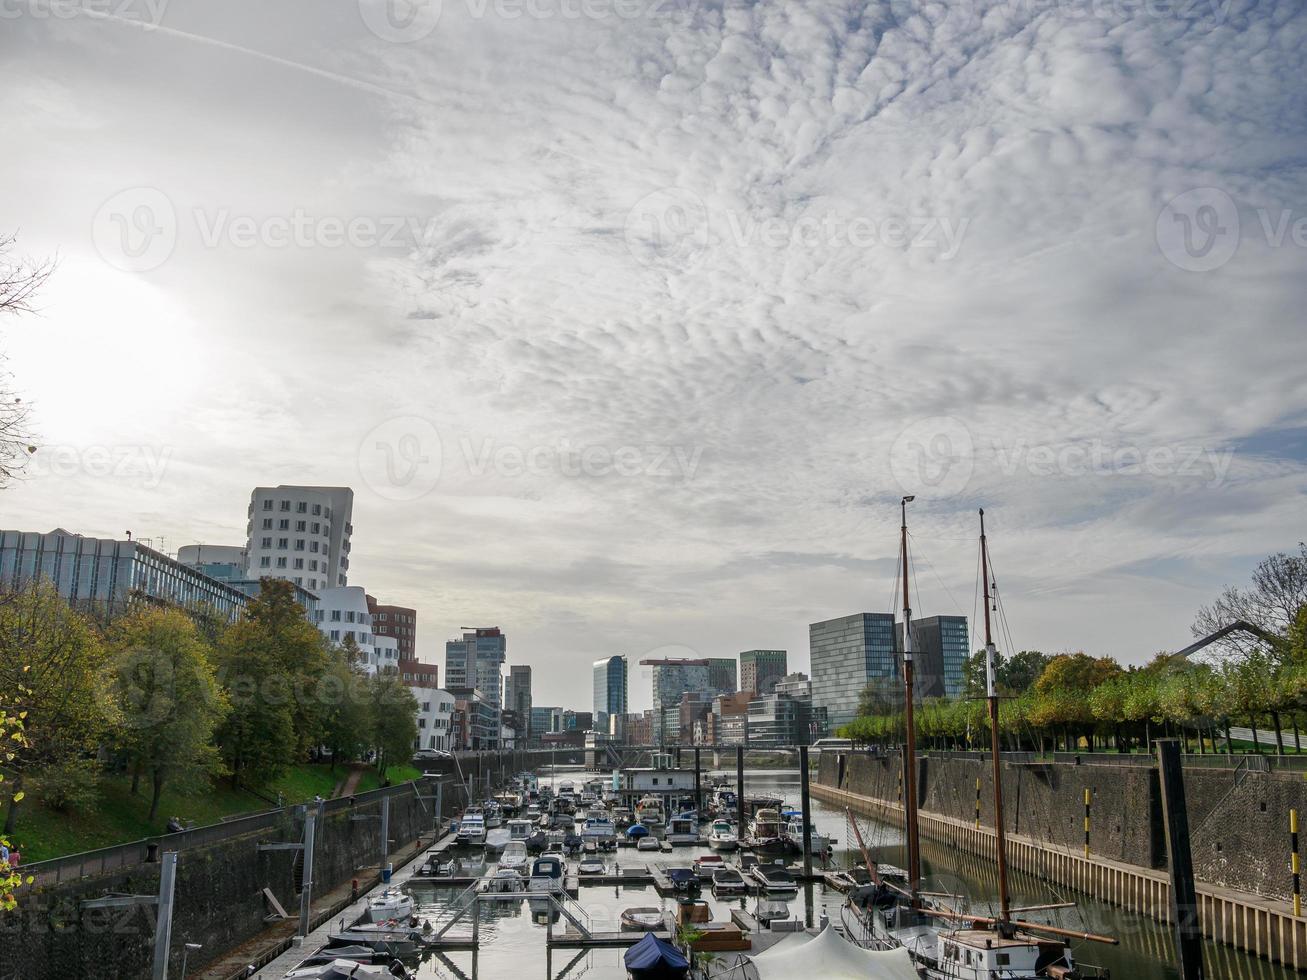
[325,922,428,956]
[364,886,415,922]
[665,814,699,845]
[784,815,833,855]
[483,867,526,894]
[749,862,798,895]
[636,795,664,827]
[499,840,529,874]
[580,808,617,845]
[485,827,511,855]
[636,836,661,852]
[528,854,566,894]
[285,959,414,979]
[456,812,486,846]
[707,819,739,851]
[620,907,664,932]
[507,818,534,841]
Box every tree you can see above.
[0,232,54,487]
[213,579,330,788]
[0,674,31,912]
[1193,544,1307,657]
[856,680,900,718]
[366,673,417,779]
[318,653,373,769]
[0,582,113,833]
[109,608,229,822]
[1000,650,1051,693]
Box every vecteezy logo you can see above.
[92,187,177,272]
[889,416,975,498]
[623,188,710,270]
[358,0,442,42]
[357,415,443,501]
[1156,187,1240,272]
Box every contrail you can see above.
[35,0,445,110]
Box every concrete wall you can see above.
[821,751,1307,902]
[0,776,465,980]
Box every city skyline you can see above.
[3,2,1304,713]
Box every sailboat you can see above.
[846,504,1118,978]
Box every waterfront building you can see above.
[641,657,710,744]
[1,528,249,623]
[448,687,499,749]
[748,673,827,746]
[244,485,353,592]
[624,710,654,745]
[739,649,787,695]
[592,655,628,733]
[677,692,712,745]
[897,615,970,699]
[707,657,738,694]
[808,612,897,730]
[530,705,560,736]
[367,595,417,661]
[505,664,533,737]
[709,692,752,745]
[445,627,506,723]
[314,585,375,664]
[562,709,593,732]
[614,764,696,813]
[413,688,455,752]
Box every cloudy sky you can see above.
[1,0,1304,711]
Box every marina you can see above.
[244,767,1297,980]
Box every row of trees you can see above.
[0,578,419,834]
[843,546,1307,755]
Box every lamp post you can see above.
[181,943,202,979]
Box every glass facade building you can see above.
[592,655,628,732]
[898,615,971,699]
[740,649,788,694]
[707,657,737,694]
[642,658,710,744]
[0,528,249,623]
[808,612,898,730]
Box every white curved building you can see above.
[314,585,374,664]
[244,485,353,593]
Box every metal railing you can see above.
[20,776,448,889]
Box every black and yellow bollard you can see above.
[1083,788,1091,858]
[975,777,982,829]
[1292,808,1301,917]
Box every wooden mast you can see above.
[980,507,1012,926]
[900,495,922,901]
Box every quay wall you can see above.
[2,749,544,980]
[817,752,1307,968]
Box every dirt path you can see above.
[334,764,367,799]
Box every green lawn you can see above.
[5,762,400,863]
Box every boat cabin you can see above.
[936,930,1073,980]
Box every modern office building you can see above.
[739,650,788,695]
[505,665,533,736]
[530,705,560,736]
[592,655,628,732]
[641,658,710,744]
[0,528,249,623]
[448,687,499,749]
[808,612,898,730]
[314,585,376,664]
[244,485,354,592]
[445,627,507,715]
[897,615,970,700]
[707,657,738,695]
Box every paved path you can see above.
[335,766,367,799]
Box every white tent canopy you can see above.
[749,925,919,980]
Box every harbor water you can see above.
[401,768,1295,980]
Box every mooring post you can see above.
[151,851,178,980]
[736,746,746,833]
[380,795,391,874]
[1157,738,1204,980]
[799,745,814,880]
[435,779,444,834]
[1292,808,1301,917]
[298,809,317,938]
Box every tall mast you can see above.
[980,508,1012,924]
[899,495,922,900]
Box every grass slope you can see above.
[8,763,407,863]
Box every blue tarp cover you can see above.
[624,933,689,978]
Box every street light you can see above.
[181,942,202,979]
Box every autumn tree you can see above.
[1193,544,1307,658]
[366,672,417,780]
[109,608,229,822]
[0,581,112,833]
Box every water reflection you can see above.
[404,768,1293,980]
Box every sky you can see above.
[1,0,1304,712]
